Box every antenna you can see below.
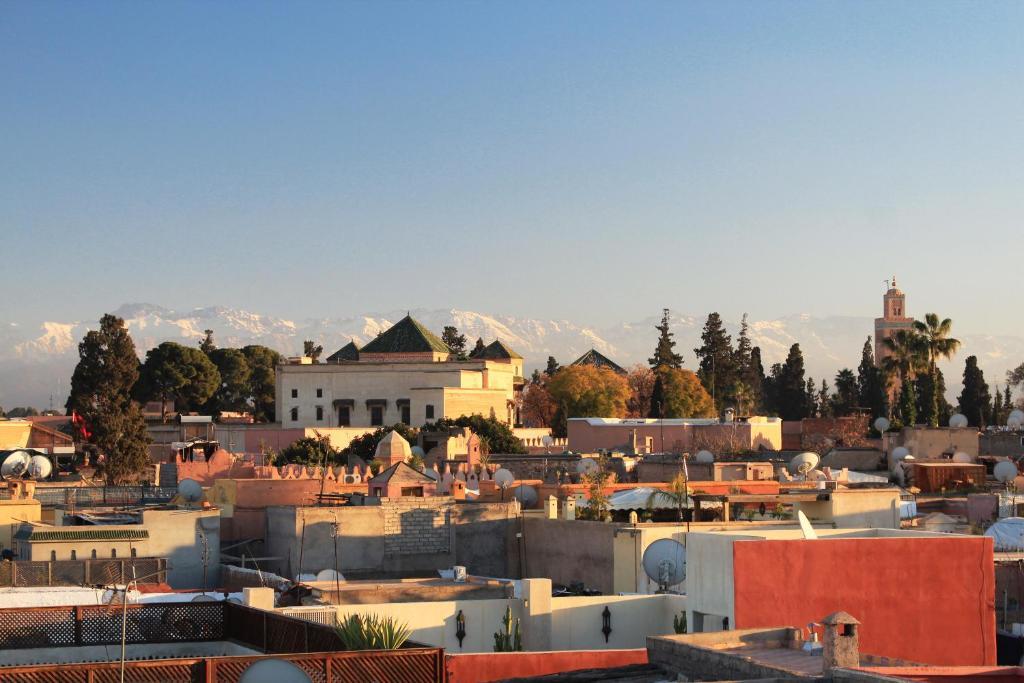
[513,484,538,508]
[641,538,686,593]
[541,435,554,448]
[788,452,820,478]
[694,450,714,464]
[27,455,52,480]
[493,468,514,501]
[949,413,968,429]
[994,461,1018,485]
[0,451,31,479]
[239,660,313,683]
[177,478,203,506]
[873,417,890,433]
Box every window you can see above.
[425,404,435,420]
[316,388,323,398]
[400,404,410,425]
[316,405,324,421]
[290,407,298,422]
[111,549,117,558]
[338,406,351,427]
[291,389,298,398]
[131,548,137,558]
[50,550,56,561]
[370,405,384,426]
[401,486,424,497]
[91,549,97,559]
[70,550,76,560]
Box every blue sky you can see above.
[2,1,1023,333]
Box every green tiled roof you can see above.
[360,316,451,355]
[326,340,360,362]
[478,339,523,360]
[15,528,149,542]
[571,348,627,375]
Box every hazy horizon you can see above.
[4,2,1024,336]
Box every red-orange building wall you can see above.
[732,537,996,666]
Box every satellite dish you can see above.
[892,447,910,462]
[694,450,714,464]
[642,539,686,591]
[542,435,554,447]
[315,568,344,583]
[513,484,538,508]
[951,452,972,463]
[788,452,820,476]
[797,510,818,540]
[27,455,52,480]
[178,479,203,504]
[239,659,312,683]
[190,594,216,602]
[995,461,1018,483]
[410,445,426,458]
[576,459,599,476]
[0,451,31,479]
[1009,410,1024,428]
[874,417,891,433]
[294,573,317,583]
[493,469,515,489]
[949,413,969,429]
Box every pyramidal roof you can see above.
[360,315,451,355]
[326,340,360,362]
[571,348,627,375]
[369,461,435,486]
[477,339,523,360]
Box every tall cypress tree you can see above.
[747,346,766,413]
[66,314,151,484]
[694,312,736,414]
[898,378,917,427]
[958,356,991,428]
[991,385,1003,427]
[1005,386,1014,413]
[545,356,561,376]
[915,372,938,427]
[648,308,683,369]
[776,344,809,420]
[832,369,858,416]
[857,337,887,420]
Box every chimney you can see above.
[563,497,576,521]
[546,495,558,519]
[822,611,860,674]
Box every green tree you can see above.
[343,424,420,461]
[648,308,683,369]
[547,365,630,420]
[65,314,151,484]
[915,371,938,426]
[897,378,917,427]
[441,326,468,360]
[776,344,809,421]
[242,345,283,423]
[6,407,39,417]
[881,330,926,386]
[991,385,1004,427]
[857,337,887,421]
[761,363,784,416]
[958,355,991,428]
[205,348,252,416]
[913,313,960,426]
[199,329,216,354]
[303,340,324,363]
[746,346,766,413]
[831,369,858,417]
[694,312,737,414]
[646,472,691,522]
[278,434,339,465]
[1005,386,1014,414]
[469,338,486,358]
[817,379,832,418]
[425,414,527,454]
[136,342,221,420]
[545,356,561,376]
[650,367,715,419]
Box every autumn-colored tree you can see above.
[546,365,630,419]
[626,364,655,418]
[654,367,715,419]
[521,381,558,428]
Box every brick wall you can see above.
[382,498,453,556]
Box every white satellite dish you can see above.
[239,659,312,683]
[874,417,891,433]
[949,413,969,429]
[892,447,910,462]
[694,450,714,464]
[27,455,52,480]
[1009,410,1024,428]
[190,594,216,602]
[178,478,203,504]
[410,445,426,458]
[797,510,818,540]
[951,452,972,463]
[513,484,538,508]
[641,538,686,592]
[995,461,1018,483]
[0,451,31,479]
[576,459,599,476]
[541,435,554,447]
[788,452,820,476]
[493,468,515,489]
[315,568,344,583]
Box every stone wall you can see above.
[382,498,452,556]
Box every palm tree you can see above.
[881,330,926,385]
[647,472,691,521]
[913,313,960,426]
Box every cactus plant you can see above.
[673,611,687,634]
[493,605,523,651]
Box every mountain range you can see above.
[3,303,1022,410]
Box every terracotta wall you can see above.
[446,649,648,683]
[732,537,996,666]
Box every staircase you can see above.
[157,462,178,487]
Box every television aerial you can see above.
[0,451,31,479]
[177,478,204,506]
[493,468,515,489]
[576,459,599,476]
[994,461,1018,485]
[949,413,969,429]
[1009,410,1024,428]
[513,484,538,508]
[239,659,312,683]
[788,452,820,477]
[873,417,890,433]
[641,538,686,593]
[27,455,52,480]
[951,452,972,463]
[694,450,714,464]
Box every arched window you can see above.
[111,549,117,558]
[290,407,299,422]
[50,550,56,561]
[71,550,77,560]
[91,549,97,559]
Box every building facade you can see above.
[874,276,915,365]
[275,316,524,428]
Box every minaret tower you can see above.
[874,276,914,366]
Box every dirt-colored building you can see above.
[567,417,782,454]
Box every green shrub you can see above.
[334,614,411,650]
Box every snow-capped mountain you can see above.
[2,304,1023,409]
